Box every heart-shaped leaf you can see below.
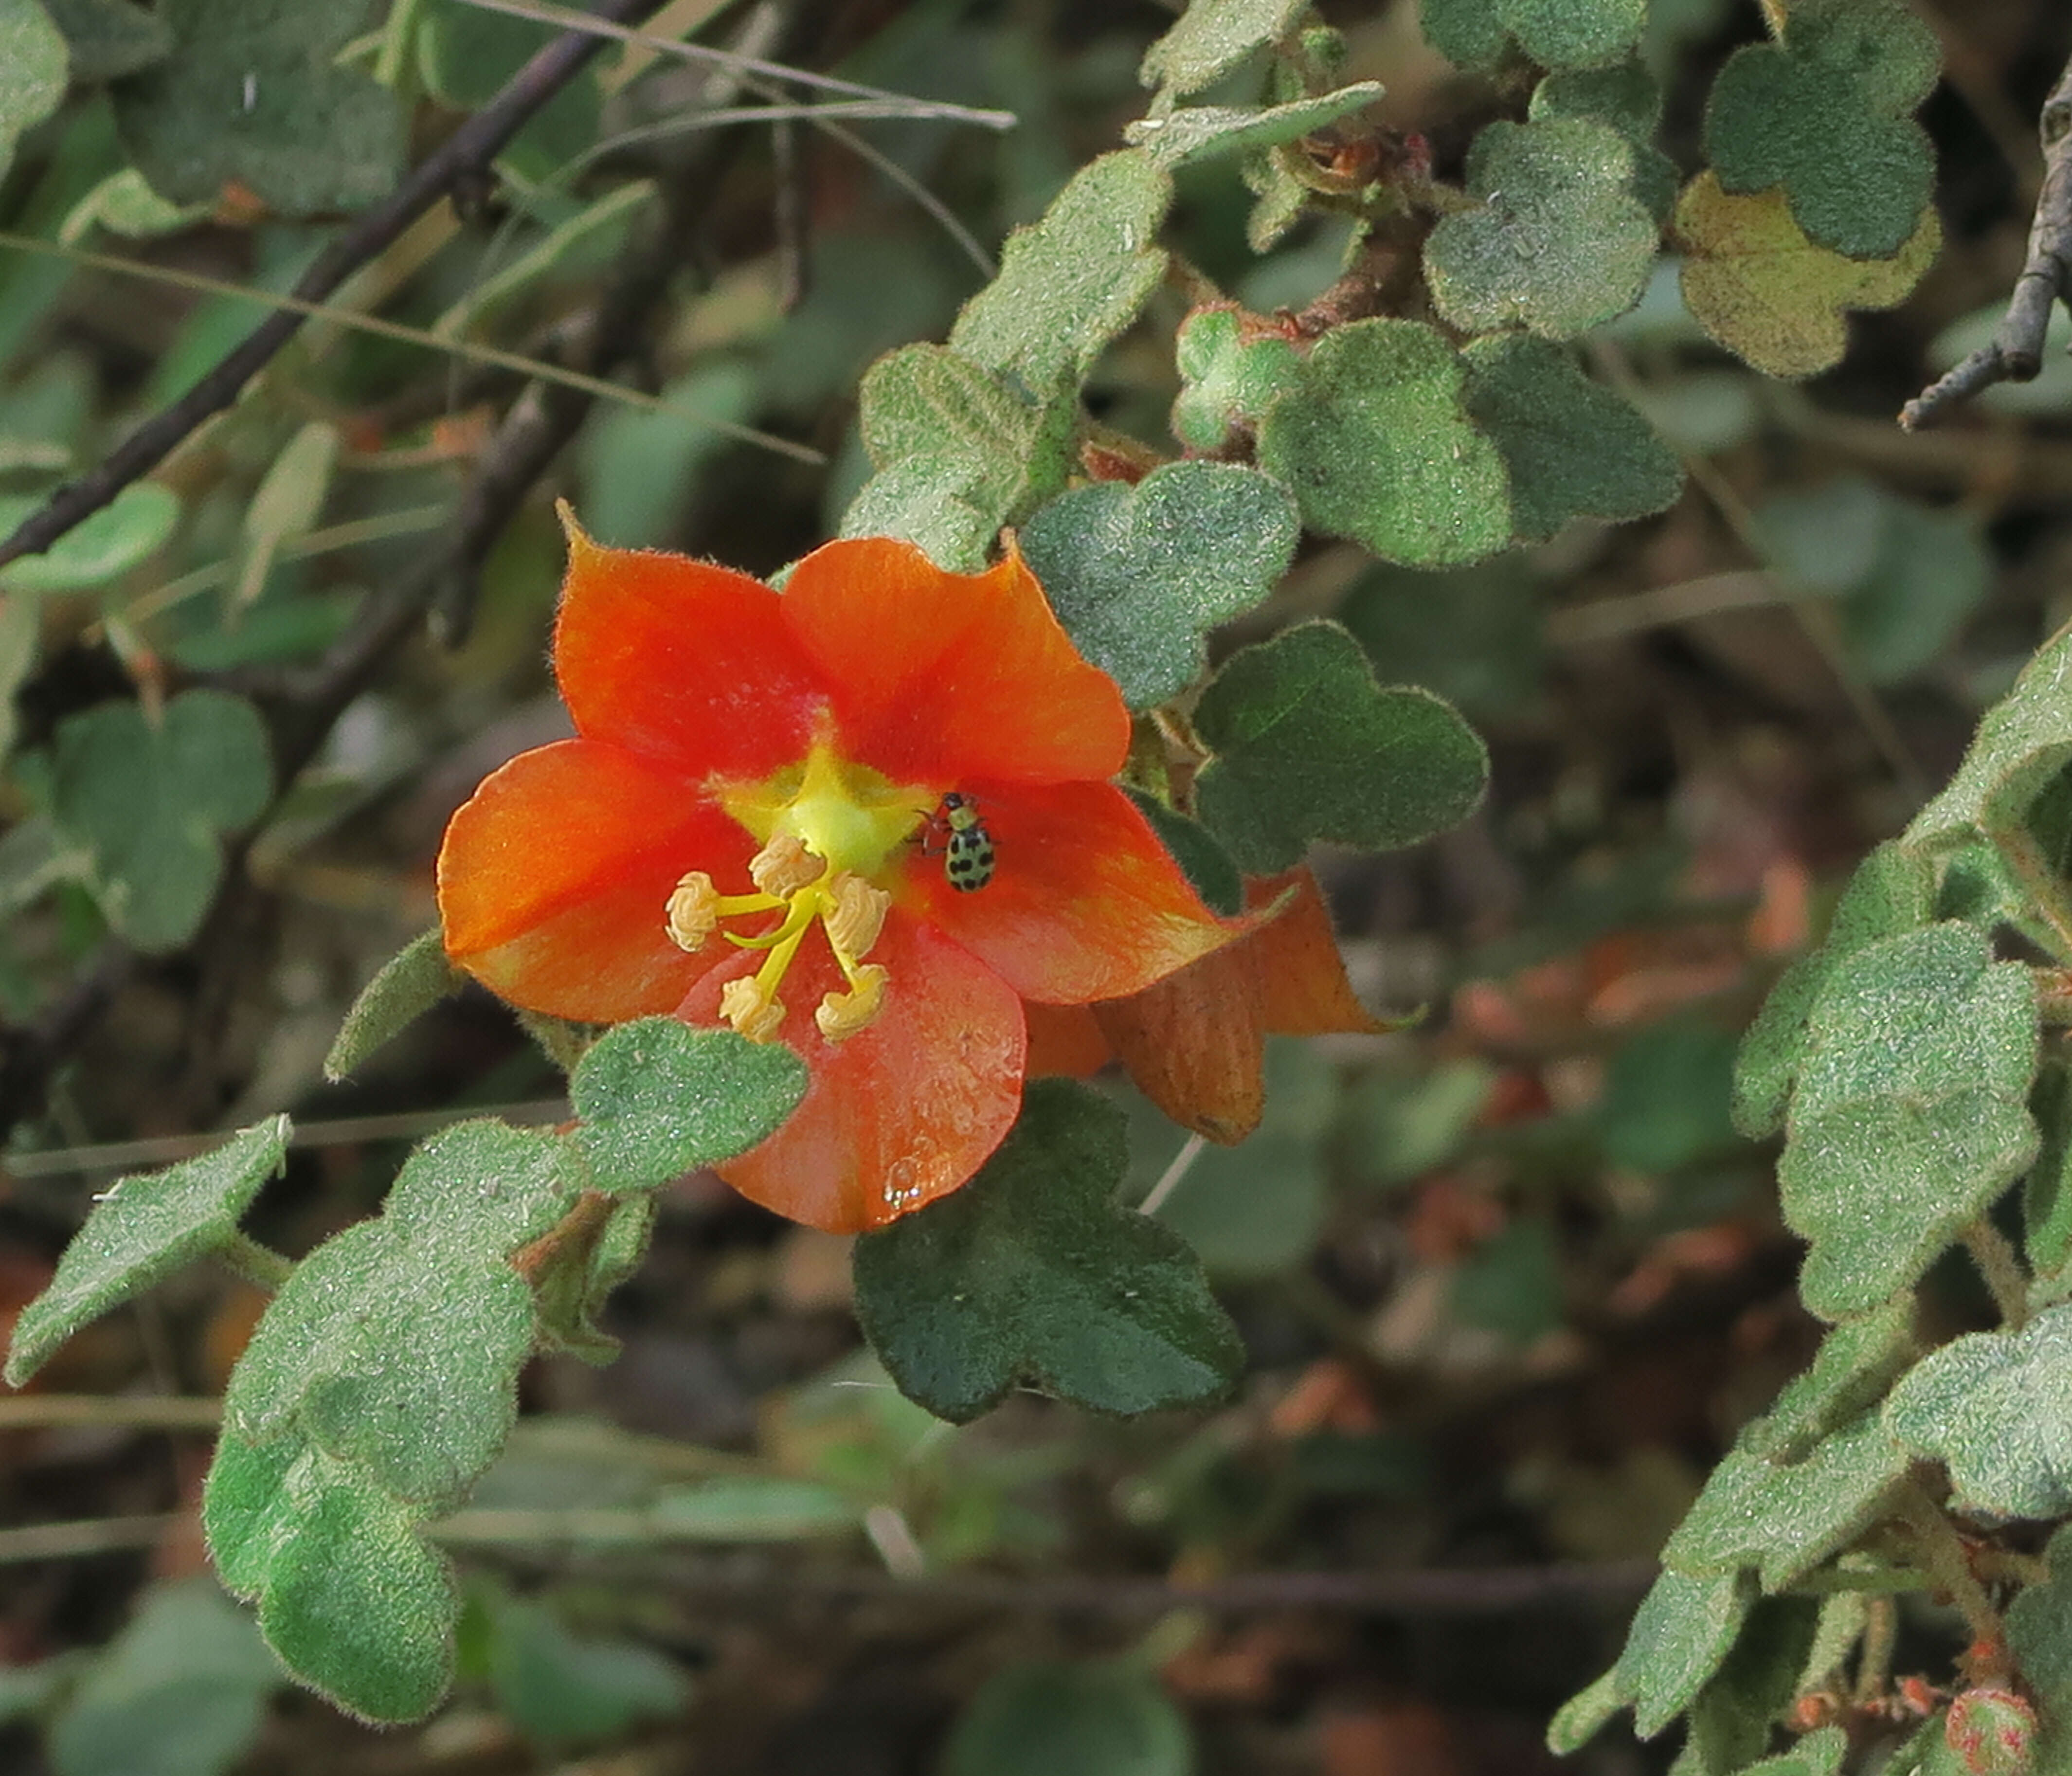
[1018,460,1298,709]
[1459,333,1681,542]
[1170,306,1306,454]
[570,1017,808,1193]
[1702,0,1938,259]
[1676,173,1940,381]
[1139,0,1306,96]
[5,1116,290,1386]
[1190,620,1489,874]
[223,1120,577,1509]
[113,0,406,217]
[1780,921,2038,1320]
[851,1079,1244,1423]
[49,689,272,952]
[1421,0,1645,71]
[1425,118,1658,339]
[1530,59,1676,219]
[1258,318,1512,565]
[950,150,1171,399]
[1886,1306,2072,1518]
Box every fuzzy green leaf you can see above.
[39,0,170,79]
[1780,922,2037,1320]
[112,0,405,217]
[1614,1565,1756,1740]
[1460,333,1681,542]
[1673,1597,1823,1776]
[1425,119,1657,339]
[1731,839,1937,1139]
[223,1120,577,1509]
[1909,625,2072,852]
[1421,0,1644,71]
[1885,1307,2072,1518]
[851,1080,1244,1424]
[324,929,463,1083]
[2028,1062,2072,1280]
[206,1438,458,1723]
[570,1017,809,1193]
[1660,1411,1910,1589]
[45,1577,280,1776]
[1125,85,1384,170]
[1140,0,1305,96]
[841,344,1071,571]
[5,1116,289,1386]
[1531,59,1676,218]
[949,151,1172,399]
[1547,1667,1625,1755]
[1701,0,1938,260]
[0,481,179,592]
[1170,307,1305,453]
[1255,318,1512,565]
[2007,1524,2072,1720]
[1741,1297,1918,1463]
[1018,461,1298,709]
[942,1659,1193,1776]
[0,0,68,182]
[1742,1726,1848,1776]
[1191,620,1489,874]
[49,689,272,952]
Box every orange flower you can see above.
[1026,869,1387,1143]
[436,513,1238,1232]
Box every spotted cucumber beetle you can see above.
[929,792,996,892]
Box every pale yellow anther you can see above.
[822,873,891,963]
[665,872,721,952]
[749,831,822,898]
[720,975,786,1043]
[815,963,889,1042]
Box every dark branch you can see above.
[1903,51,2072,429]
[0,0,661,573]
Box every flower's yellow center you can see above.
[667,741,932,1045]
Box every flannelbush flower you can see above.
[437,511,1239,1232]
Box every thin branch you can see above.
[1903,51,2072,430]
[0,0,668,574]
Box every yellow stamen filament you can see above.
[678,738,932,1046]
[816,963,887,1041]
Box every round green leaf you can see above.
[1190,620,1490,874]
[852,1080,1244,1424]
[1019,460,1298,709]
[570,1017,809,1192]
[0,481,180,592]
[1886,1307,2072,1518]
[1424,118,1658,339]
[1256,318,1512,565]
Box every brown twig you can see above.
[0,0,665,574]
[1903,51,2072,430]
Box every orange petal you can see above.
[1250,869,1388,1035]
[437,738,750,1022]
[1093,942,1267,1144]
[780,536,1130,787]
[914,780,1241,1004]
[677,915,1025,1233]
[1024,1003,1112,1077]
[554,518,826,779]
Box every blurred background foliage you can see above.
[1,0,2070,1771]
